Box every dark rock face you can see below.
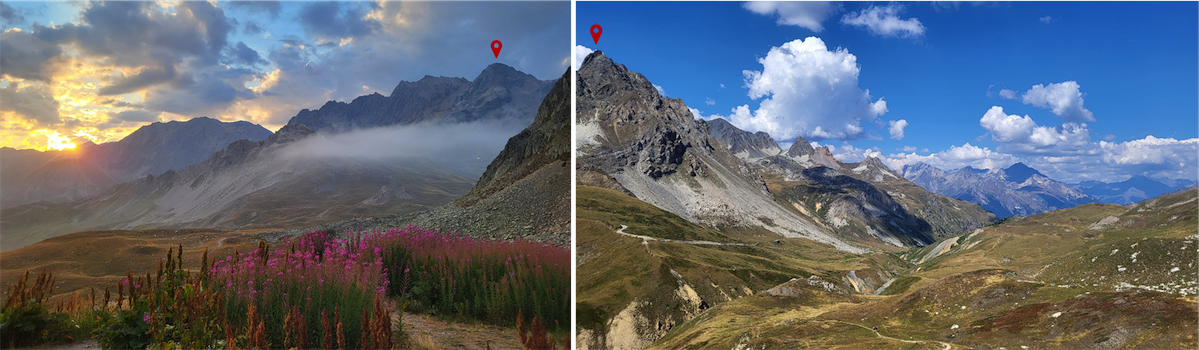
[903,162,1096,218]
[286,63,555,133]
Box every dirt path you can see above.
[399,313,525,350]
[616,225,748,247]
[815,320,959,350]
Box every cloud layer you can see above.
[706,37,888,143]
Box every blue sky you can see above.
[1,1,569,150]
[576,1,1198,183]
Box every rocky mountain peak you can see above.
[705,118,782,159]
[577,51,662,104]
[785,135,816,157]
[1003,162,1044,183]
[576,50,716,179]
[266,124,316,146]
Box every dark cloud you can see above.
[0,29,62,81]
[298,2,380,41]
[27,1,232,69]
[144,73,254,115]
[97,98,141,108]
[225,1,281,17]
[1,2,24,27]
[180,1,233,61]
[113,109,161,122]
[277,37,307,47]
[243,21,263,36]
[98,65,177,96]
[3,2,267,116]
[0,83,60,125]
[230,42,267,67]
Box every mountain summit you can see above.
[286,63,554,132]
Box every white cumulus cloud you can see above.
[883,143,1021,173]
[998,88,1016,99]
[573,45,594,70]
[714,37,887,143]
[979,106,1092,155]
[705,97,716,106]
[1021,81,1095,122]
[979,106,1037,143]
[743,1,840,32]
[888,119,908,140]
[840,4,925,38]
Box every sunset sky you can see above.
[1,1,570,151]
[577,1,1197,183]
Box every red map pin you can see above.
[590,24,602,44]
[491,40,502,58]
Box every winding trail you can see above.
[615,225,749,247]
[813,320,958,350]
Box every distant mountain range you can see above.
[1,63,556,251]
[1074,175,1195,205]
[902,162,1196,218]
[0,117,272,209]
[902,162,1095,218]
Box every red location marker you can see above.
[491,40,502,58]
[590,24,603,44]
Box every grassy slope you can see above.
[576,185,904,340]
[0,229,262,306]
[643,189,1199,349]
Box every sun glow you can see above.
[38,130,76,150]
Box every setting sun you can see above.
[38,130,76,151]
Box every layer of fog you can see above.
[277,119,527,178]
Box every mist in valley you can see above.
[278,119,527,178]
